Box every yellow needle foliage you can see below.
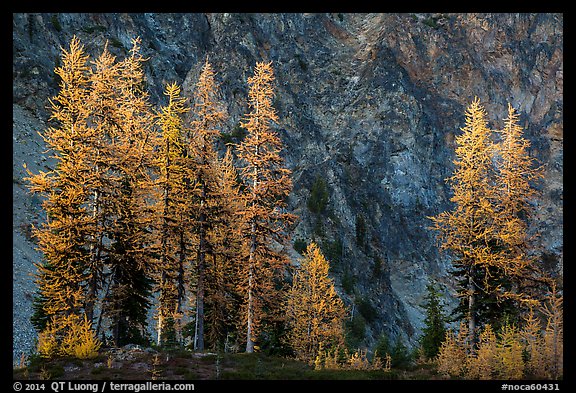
[436,322,469,378]
[436,289,562,380]
[430,97,498,267]
[204,148,244,349]
[430,98,546,345]
[188,59,227,351]
[235,61,296,353]
[496,323,525,379]
[466,324,498,379]
[28,35,158,350]
[25,36,92,322]
[38,314,101,359]
[540,284,563,379]
[285,242,346,364]
[27,36,308,356]
[521,307,546,378]
[429,98,498,342]
[152,81,192,346]
[492,103,546,303]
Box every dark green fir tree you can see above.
[420,282,447,359]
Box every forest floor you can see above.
[12,346,445,380]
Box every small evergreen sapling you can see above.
[420,282,447,359]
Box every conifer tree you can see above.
[521,307,546,378]
[420,282,447,359]
[28,36,159,349]
[37,314,101,359]
[437,290,561,380]
[82,40,124,326]
[187,59,227,351]
[541,283,563,379]
[100,38,157,347]
[235,61,296,353]
[30,286,51,333]
[380,336,412,369]
[492,103,546,306]
[436,322,469,378]
[496,322,525,379]
[285,242,346,363]
[431,99,548,347]
[23,37,149,353]
[430,97,498,345]
[152,82,192,346]
[466,324,498,379]
[495,104,542,244]
[26,35,92,334]
[204,148,244,350]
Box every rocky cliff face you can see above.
[12,13,563,360]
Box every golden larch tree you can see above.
[81,40,124,326]
[235,61,296,353]
[30,37,157,347]
[285,242,346,364]
[100,38,156,346]
[37,313,101,359]
[466,324,498,379]
[495,103,543,237]
[436,322,470,378]
[187,59,227,351]
[493,103,546,305]
[496,323,525,379]
[204,147,245,350]
[521,307,547,378]
[26,36,92,335]
[429,97,498,345]
[431,99,549,347]
[152,81,193,346]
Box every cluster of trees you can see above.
[25,36,303,357]
[436,285,562,379]
[426,98,562,379]
[23,36,561,380]
[430,98,550,333]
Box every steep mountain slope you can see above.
[12,13,563,361]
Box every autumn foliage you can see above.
[26,37,298,359]
[432,98,560,379]
[285,242,346,363]
[235,61,296,353]
[38,314,101,359]
[436,286,562,379]
[26,36,91,329]
[152,81,191,346]
[23,35,558,381]
[430,98,548,346]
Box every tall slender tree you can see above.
[430,97,498,344]
[466,323,498,379]
[492,103,546,305]
[29,37,158,347]
[82,41,124,327]
[204,148,244,350]
[152,82,192,346]
[101,38,156,346]
[520,307,546,378]
[540,283,563,379]
[235,61,296,353]
[430,98,547,345]
[26,36,92,332]
[187,59,226,351]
